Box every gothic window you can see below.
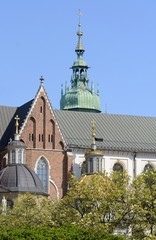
[48,120,55,149]
[37,157,48,192]
[41,97,46,115]
[144,164,153,172]
[113,162,123,172]
[29,117,36,148]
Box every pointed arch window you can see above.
[29,117,36,148]
[37,157,48,192]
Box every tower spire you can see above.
[75,10,85,57]
[60,12,101,113]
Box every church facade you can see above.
[0,21,156,200]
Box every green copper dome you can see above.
[60,21,101,113]
[60,88,100,112]
[72,57,88,67]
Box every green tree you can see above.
[0,193,56,229]
[54,172,131,234]
[131,169,156,239]
[0,225,125,240]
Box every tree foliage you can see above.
[54,172,131,234]
[131,169,156,239]
[0,225,125,240]
[1,170,156,239]
[0,193,56,229]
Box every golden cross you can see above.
[14,115,20,134]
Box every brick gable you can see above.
[19,86,72,199]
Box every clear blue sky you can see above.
[1,1,156,116]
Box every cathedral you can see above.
[0,20,156,201]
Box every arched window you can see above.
[37,157,48,192]
[144,164,153,172]
[113,162,123,172]
[29,117,36,148]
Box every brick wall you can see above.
[19,90,72,199]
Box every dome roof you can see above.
[72,58,88,68]
[61,88,100,112]
[0,164,48,196]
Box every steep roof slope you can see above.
[0,106,17,148]
[0,100,33,148]
[54,110,156,153]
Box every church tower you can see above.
[60,16,101,113]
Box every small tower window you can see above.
[113,162,123,172]
[89,158,93,173]
[96,157,99,172]
[48,134,53,143]
[12,150,16,164]
[40,106,42,113]
[144,164,153,172]
[29,134,34,141]
[18,149,22,163]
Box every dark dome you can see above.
[0,164,48,196]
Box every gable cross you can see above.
[14,115,20,134]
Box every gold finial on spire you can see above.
[77,10,83,37]
[91,119,96,146]
[14,115,20,134]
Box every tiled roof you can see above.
[0,106,17,148]
[54,110,156,153]
[0,100,33,148]
[1,100,156,153]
